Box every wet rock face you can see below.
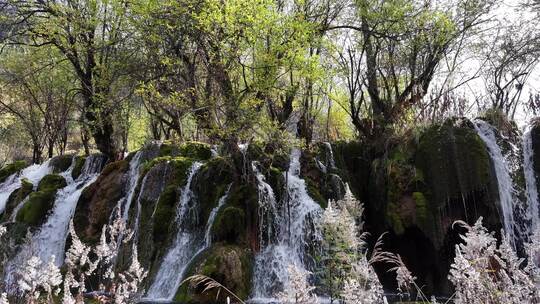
[330,118,505,296]
[175,245,253,304]
[414,119,501,245]
[530,121,540,192]
[73,160,130,244]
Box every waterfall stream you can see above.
[523,127,540,233]
[33,155,104,266]
[473,120,518,244]
[119,151,143,222]
[4,155,105,289]
[252,148,322,300]
[145,162,203,301]
[0,160,52,215]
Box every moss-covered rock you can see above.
[133,158,193,278]
[1,178,33,221]
[74,160,129,244]
[174,245,253,304]
[50,155,73,173]
[158,141,213,160]
[16,174,67,226]
[192,157,235,227]
[212,207,245,244]
[71,156,87,180]
[37,174,67,191]
[0,160,28,184]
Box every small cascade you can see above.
[252,161,279,248]
[252,148,322,300]
[118,151,143,222]
[32,155,104,266]
[204,184,232,246]
[323,142,336,169]
[0,160,52,214]
[523,127,540,233]
[9,196,29,222]
[473,120,518,244]
[145,162,203,301]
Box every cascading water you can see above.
[204,184,232,246]
[0,160,52,214]
[116,151,143,222]
[323,142,336,169]
[523,127,540,233]
[473,120,518,244]
[145,162,203,301]
[4,155,105,289]
[252,161,279,247]
[252,148,322,300]
[32,155,104,266]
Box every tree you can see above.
[2,0,138,159]
[330,0,494,142]
[478,8,540,118]
[0,47,76,163]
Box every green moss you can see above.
[38,174,67,191]
[413,192,429,226]
[152,185,178,244]
[16,174,66,226]
[415,120,491,207]
[159,141,175,156]
[305,178,327,208]
[194,157,234,223]
[174,245,253,303]
[1,178,34,220]
[0,160,28,184]
[179,142,213,160]
[50,155,73,173]
[158,141,212,160]
[71,156,86,180]
[212,207,246,244]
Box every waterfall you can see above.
[0,160,52,215]
[252,148,322,300]
[145,162,203,301]
[323,142,336,169]
[32,155,104,266]
[204,184,232,246]
[523,127,540,233]
[4,155,104,289]
[473,120,518,244]
[252,161,278,247]
[117,151,143,222]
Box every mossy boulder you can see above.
[158,141,213,160]
[0,160,28,184]
[1,178,33,220]
[174,245,253,304]
[74,160,129,244]
[414,118,499,243]
[215,182,259,248]
[192,157,235,227]
[212,207,246,244]
[71,156,87,180]
[16,174,67,226]
[50,155,73,173]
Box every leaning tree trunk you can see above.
[82,88,118,161]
